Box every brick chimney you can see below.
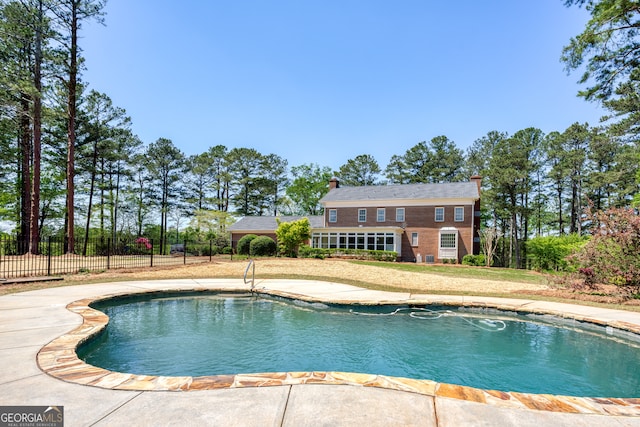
[470,175,481,194]
[329,178,340,190]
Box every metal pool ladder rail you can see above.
[244,259,255,291]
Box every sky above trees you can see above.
[80,0,606,171]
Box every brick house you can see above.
[316,176,481,262]
[228,176,481,262]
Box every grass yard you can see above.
[351,261,545,285]
[1,257,638,312]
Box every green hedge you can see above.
[299,245,397,261]
[462,254,486,266]
[250,236,277,256]
[188,244,219,256]
[237,234,257,255]
[526,234,589,272]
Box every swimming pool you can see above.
[77,291,640,398]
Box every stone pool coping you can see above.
[35,278,640,418]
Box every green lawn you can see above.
[350,261,547,285]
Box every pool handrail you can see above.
[244,258,255,291]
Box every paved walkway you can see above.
[1,278,640,426]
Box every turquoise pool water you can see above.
[78,292,640,397]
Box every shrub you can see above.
[298,246,397,261]
[573,207,640,295]
[188,243,219,256]
[275,218,311,257]
[135,237,152,250]
[462,254,486,266]
[222,246,233,255]
[213,235,230,250]
[237,234,257,255]
[250,236,277,256]
[526,234,588,272]
[299,245,327,259]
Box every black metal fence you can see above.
[0,235,219,280]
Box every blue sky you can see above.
[81,0,603,172]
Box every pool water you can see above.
[78,293,640,397]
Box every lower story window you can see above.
[312,232,398,253]
[440,233,456,248]
[438,229,458,259]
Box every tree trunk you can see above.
[570,180,578,234]
[100,158,105,238]
[557,186,564,235]
[511,191,520,269]
[577,179,583,235]
[82,141,98,256]
[65,4,78,254]
[111,163,122,244]
[29,0,44,254]
[19,93,32,253]
[159,174,167,254]
[137,183,143,236]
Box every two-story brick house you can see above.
[228,176,481,262]
[314,176,481,262]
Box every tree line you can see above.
[1,0,639,264]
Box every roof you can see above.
[228,216,324,232]
[320,181,480,203]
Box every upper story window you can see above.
[328,209,337,223]
[377,208,385,222]
[435,207,445,222]
[396,208,405,222]
[358,209,367,222]
[454,207,464,222]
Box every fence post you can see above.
[47,237,52,276]
[150,239,154,267]
[183,240,187,265]
[107,238,111,270]
[209,240,213,262]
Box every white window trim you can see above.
[311,231,401,254]
[411,232,419,247]
[454,206,464,222]
[358,208,367,222]
[377,208,385,222]
[435,207,445,222]
[438,228,458,259]
[329,209,337,223]
[396,207,405,222]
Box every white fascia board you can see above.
[323,197,478,208]
[311,226,405,233]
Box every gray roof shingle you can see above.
[320,182,480,203]
[228,215,324,232]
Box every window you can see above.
[396,208,405,222]
[454,207,464,222]
[377,208,385,222]
[311,231,399,253]
[435,207,444,222]
[440,233,456,248]
[329,209,337,223]
[438,228,458,260]
[411,232,419,246]
[358,209,366,222]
